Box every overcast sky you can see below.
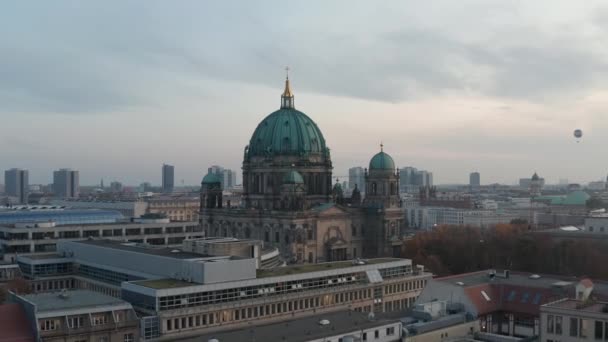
[2,1,608,186]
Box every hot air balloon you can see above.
[574,129,583,143]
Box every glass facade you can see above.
[0,209,123,226]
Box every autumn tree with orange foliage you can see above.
[401,224,608,280]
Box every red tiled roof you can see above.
[464,284,500,316]
[0,303,35,342]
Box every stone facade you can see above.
[200,77,406,263]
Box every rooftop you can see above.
[74,239,209,259]
[256,258,401,278]
[181,310,400,342]
[21,290,128,312]
[544,299,608,314]
[436,270,578,289]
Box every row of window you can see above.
[384,279,425,295]
[157,267,413,311]
[164,291,412,333]
[70,333,134,342]
[40,314,110,331]
[546,315,608,339]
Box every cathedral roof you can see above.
[246,78,328,160]
[201,173,221,184]
[369,145,395,170]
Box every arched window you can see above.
[372,182,377,194]
[390,183,396,195]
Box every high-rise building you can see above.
[4,168,29,204]
[207,165,236,189]
[400,167,433,193]
[110,181,123,193]
[469,172,480,187]
[162,164,174,193]
[53,169,79,198]
[348,166,365,191]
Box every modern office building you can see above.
[52,169,79,199]
[5,168,29,204]
[206,166,237,189]
[400,167,433,193]
[10,290,139,342]
[49,199,148,218]
[161,164,174,193]
[349,166,365,192]
[16,239,431,341]
[470,172,480,188]
[0,215,202,261]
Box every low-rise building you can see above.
[10,290,139,342]
[16,239,431,341]
[417,270,599,339]
[0,219,202,262]
[146,196,199,222]
[193,310,403,342]
[541,297,608,342]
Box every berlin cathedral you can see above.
[200,75,405,263]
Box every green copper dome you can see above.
[202,173,221,184]
[247,108,327,158]
[283,170,304,184]
[369,151,395,170]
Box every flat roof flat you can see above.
[436,270,578,289]
[21,290,128,312]
[74,239,209,259]
[180,310,400,342]
[256,258,402,278]
[545,299,608,314]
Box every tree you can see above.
[586,197,605,210]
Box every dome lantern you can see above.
[281,66,295,109]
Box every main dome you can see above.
[246,77,327,159]
[247,109,327,158]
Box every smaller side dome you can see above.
[369,152,395,170]
[283,170,304,184]
[202,173,221,184]
[531,172,540,181]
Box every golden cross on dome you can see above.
[285,66,290,80]
[380,142,384,152]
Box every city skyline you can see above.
[2,1,608,185]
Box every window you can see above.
[167,319,172,331]
[99,338,108,342]
[275,232,280,243]
[374,330,379,338]
[570,317,579,337]
[521,292,530,303]
[124,333,134,342]
[93,315,107,326]
[556,316,563,334]
[547,315,554,333]
[264,231,269,242]
[362,332,367,341]
[40,319,58,331]
[595,320,603,340]
[68,316,84,329]
[386,326,395,335]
